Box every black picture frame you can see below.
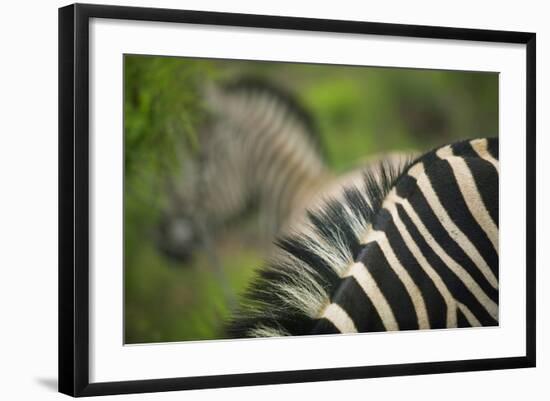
[58,3,536,397]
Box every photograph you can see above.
[123,55,499,344]
[56,2,537,396]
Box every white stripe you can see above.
[382,196,458,327]
[345,262,399,331]
[321,303,358,333]
[435,145,454,159]
[386,191,498,321]
[408,162,498,290]
[457,302,482,327]
[470,138,500,173]
[440,154,499,252]
[364,231,431,330]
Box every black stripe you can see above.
[450,140,480,159]
[397,198,497,326]
[486,137,499,160]
[450,140,499,228]
[423,158,498,280]
[374,208,447,329]
[394,174,418,199]
[463,156,499,228]
[328,276,386,333]
[357,242,419,331]
[456,308,471,328]
[311,318,342,335]
[421,150,440,167]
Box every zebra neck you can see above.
[315,138,500,334]
[207,82,329,232]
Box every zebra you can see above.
[227,137,499,337]
[156,77,329,261]
[157,77,411,262]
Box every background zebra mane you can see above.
[221,76,326,160]
[226,155,415,338]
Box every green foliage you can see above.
[123,56,229,343]
[296,65,498,171]
[124,55,218,243]
[125,238,261,343]
[124,55,215,176]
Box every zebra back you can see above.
[201,77,330,228]
[227,137,499,337]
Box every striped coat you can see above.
[228,137,499,337]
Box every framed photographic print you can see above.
[58,3,536,397]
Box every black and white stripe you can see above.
[228,137,499,337]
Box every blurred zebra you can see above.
[157,78,411,262]
[228,137,499,337]
[156,78,329,260]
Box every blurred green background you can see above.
[124,55,498,344]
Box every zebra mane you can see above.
[226,156,414,338]
[221,76,326,160]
